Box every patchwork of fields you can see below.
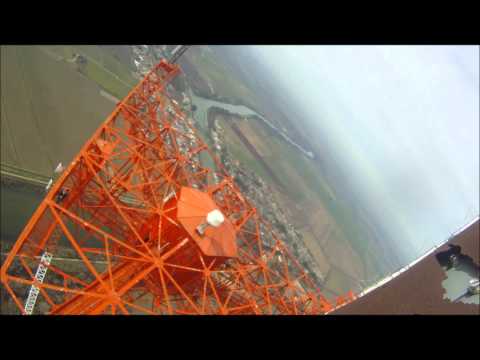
[213,111,370,294]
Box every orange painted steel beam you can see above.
[0,59,355,314]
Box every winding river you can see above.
[189,91,313,159]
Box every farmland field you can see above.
[181,46,262,111]
[1,45,115,177]
[38,45,137,99]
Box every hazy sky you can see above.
[247,45,479,263]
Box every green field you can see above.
[38,45,137,99]
[1,45,115,177]
[184,47,261,111]
[215,118,276,184]
[226,116,334,203]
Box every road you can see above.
[1,163,49,187]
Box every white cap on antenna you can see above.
[206,209,225,228]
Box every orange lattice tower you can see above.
[0,60,354,314]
